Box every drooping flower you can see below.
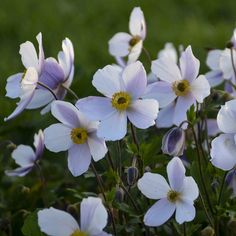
[109,7,146,64]
[138,157,199,226]
[44,101,107,177]
[5,33,74,120]
[5,130,44,177]
[38,197,111,236]
[144,45,210,128]
[76,61,159,141]
[210,99,236,170]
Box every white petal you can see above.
[38,207,79,236]
[34,129,45,158]
[80,197,108,235]
[207,119,220,137]
[137,172,170,199]
[97,111,127,141]
[190,75,210,103]
[181,177,199,201]
[143,81,176,108]
[123,61,147,99]
[205,70,223,87]
[210,134,236,171]
[5,165,33,177]
[128,40,143,64]
[167,157,186,191]
[76,97,114,121]
[129,7,146,39]
[12,145,36,167]
[127,99,159,129]
[180,46,200,82]
[206,49,222,70]
[36,32,45,72]
[87,132,107,162]
[44,123,73,152]
[51,101,80,128]
[158,43,178,63]
[108,32,132,57]
[92,65,124,97]
[217,99,236,133]
[144,198,175,227]
[67,143,91,177]
[175,200,196,224]
[219,48,235,79]
[5,73,22,98]
[151,57,182,83]
[156,103,175,128]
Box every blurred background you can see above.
[0,0,236,234]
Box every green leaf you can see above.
[22,210,44,236]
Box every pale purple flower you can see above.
[138,157,199,226]
[109,7,146,64]
[5,33,74,120]
[210,99,236,170]
[144,46,210,128]
[5,130,44,177]
[44,101,107,177]
[38,197,111,236]
[76,61,159,141]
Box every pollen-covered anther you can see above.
[129,35,141,47]
[172,79,190,96]
[70,128,88,144]
[71,230,88,236]
[111,92,131,111]
[167,190,181,203]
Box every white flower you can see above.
[44,101,107,177]
[76,61,159,141]
[138,157,199,226]
[109,7,146,64]
[38,197,111,236]
[5,130,44,177]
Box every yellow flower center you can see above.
[172,79,190,96]
[70,128,88,144]
[111,92,131,111]
[71,230,88,236]
[167,190,181,203]
[129,36,141,47]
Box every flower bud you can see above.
[161,127,185,156]
[127,166,139,186]
[201,226,215,236]
[114,186,124,203]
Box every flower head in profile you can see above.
[44,101,107,177]
[210,99,236,171]
[76,61,159,141]
[109,7,146,64]
[144,45,210,128]
[38,197,111,236]
[138,157,199,226]
[5,33,74,120]
[5,130,44,177]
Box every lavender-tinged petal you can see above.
[181,177,199,201]
[158,43,178,63]
[5,73,23,99]
[156,103,175,128]
[220,48,235,79]
[128,40,143,64]
[206,50,222,70]
[205,70,224,87]
[12,145,36,166]
[34,130,45,159]
[5,165,33,177]
[207,119,220,137]
[36,32,45,72]
[175,200,196,224]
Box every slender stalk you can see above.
[117,141,122,176]
[217,172,227,206]
[61,84,79,100]
[230,48,236,80]
[37,81,58,100]
[130,123,140,153]
[106,149,115,171]
[142,46,152,65]
[183,223,187,236]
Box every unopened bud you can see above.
[114,186,124,203]
[201,226,215,236]
[226,41,234,49]
[127,166,139,186]
[162,127,185,156]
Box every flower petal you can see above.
[180,46,200,82]
[127,99,159,129]
[5,165,33,177]
[51,101,80,128]
[38,207,79,236]
[34,130,45,159]
[129,7,146,39]
[97,111,127,141]
[123,61,147,99]
[144,198,175,227]
[167,157,186,191]
[210,134,236,171]
[67,143,91,177]
[175,200,196,224]
[206,49,222,70]
[143,81,176,108]
[158,43,178,63]
[80,197,108,235]
[156,103,175,128]
[128,40,143,64]
[190,75,210,103]
[137,172,170,199]
[108,32,132,57]
[87,132,107,162]
[44,123,73,152]
[151,57,182,83]
[205,70,223,87]
[219,48,234,79]
[5,73,23,99]
[181,177,199,201]
[76,97,114,121]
